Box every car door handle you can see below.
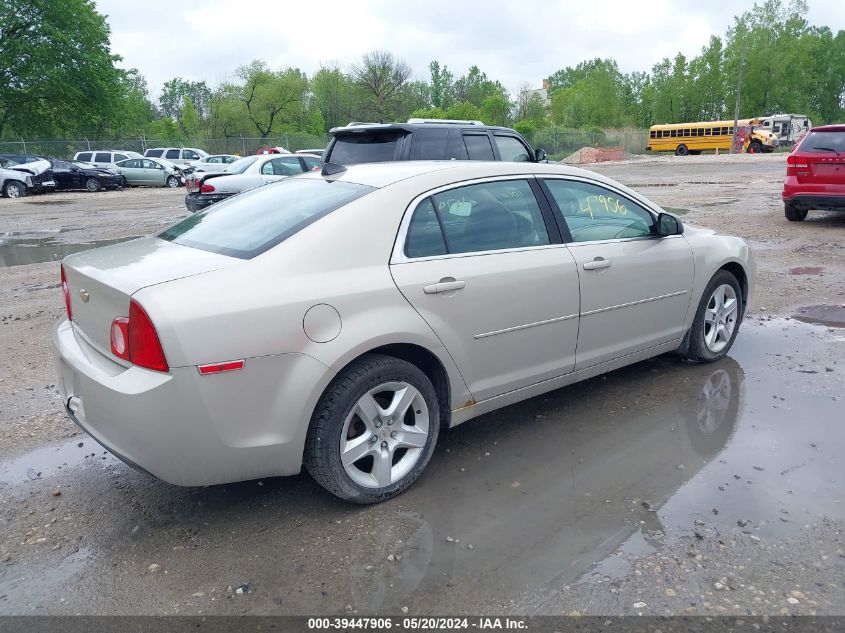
[423,279,466,294]
[583,257,612,270]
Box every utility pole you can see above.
[730,39,747,154]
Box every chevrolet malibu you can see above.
[53,161,755,503]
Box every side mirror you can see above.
[534,148,547,163]
[657,212,683,236]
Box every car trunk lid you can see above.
[62,237,240,360]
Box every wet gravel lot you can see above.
[0,155,843,615]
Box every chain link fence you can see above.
[0,129,650,163]
[0,134,331,160]
[525,129,650,161]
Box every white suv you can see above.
[144,147,209,167]
[73,150,143,168]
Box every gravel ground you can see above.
[0,156,843,616]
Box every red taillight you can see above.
[128,299,169,372]
[61,264,72,321]
[786,154,810,176]
[200,182,215,193]
[110,317,129,360]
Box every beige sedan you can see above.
[53,161,755,502]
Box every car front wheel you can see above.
[3,180,26,198]
[166,175,180,188]
[85,177,101,192]
[683,270,743,363]
[305,354,440,503]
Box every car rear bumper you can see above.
[185,192,233,213]
[53,318,334,486]
[783,180,845,209]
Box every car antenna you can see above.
[321,163,346,177]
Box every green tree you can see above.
[311,64,354,130]
[352,50,412,121]
[429,60,454,109]
[159,78,212,122]
[234,61,309,138]
[0,0,125,137]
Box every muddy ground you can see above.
[0,155,842,615]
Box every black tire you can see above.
[85,177,101,192]
[166,175,180,188]
[2,180,26,198]
[784,201,808,221]
[683,270,743,363]
[747,141,763,154]
[675,144,689,156]
[304,354,440,503]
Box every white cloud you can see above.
[95,0,845,98]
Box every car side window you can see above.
[165,149,180,160]
[114,154,128,162]
[493,135,531,162]
[302,157,321,170]
[261,160,275,175]
[142,160,158,169]
[76,152,92,162]
[270,158,301,176]
[146,149,163,158]
[95,152,111,163]
[463,134,495,160]
[207,156,221,164]
[122,159,140,168]
[183,150,199,160]
[408,179,550,256]
[543,179,655,242]
[405,198,447,258]
[223,156,237,164]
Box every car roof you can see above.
[329,122,520,135]
[297,160,626,191]
[807,125,845,133]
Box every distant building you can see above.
[524,79,550,106]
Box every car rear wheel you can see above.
[683,270,743,363]
[305,354,439,503]
[3,180,26,198]
[85,177,101,192]
[166,175,180,188]
[784,202,808,221]
[675,144,689,156]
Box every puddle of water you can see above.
[0,236,139,268]
[1,319,842,614]
[0,438,119,486]
[793,304,845,328]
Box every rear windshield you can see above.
[159,178,373,259]
[328,131,406,164]
[799,131,845,153]
[225,156,258,174]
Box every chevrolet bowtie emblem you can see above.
[79,289,90,303]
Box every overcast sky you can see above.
[96,0,845,99]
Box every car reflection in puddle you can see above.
[346,357,744,611]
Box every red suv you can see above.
[783,124,845,221]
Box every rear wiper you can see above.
[811,146,840,155]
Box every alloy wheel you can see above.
[703,284,738,353]
[340,381,430,489]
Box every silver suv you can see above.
[73,150,143,169]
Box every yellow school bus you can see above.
[647,118,778,155]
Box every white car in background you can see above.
[0,164,34,197]
[144,147,209,168]
[191,154,240,174]
[54,161,755,502]
[184,153,321,212]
